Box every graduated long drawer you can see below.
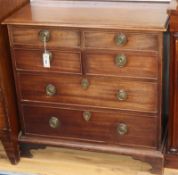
[21,104,158,148]
[17,73,158,113]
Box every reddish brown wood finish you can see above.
[0,26,20,164]
[165,152,178,168]
[3,1,170,31]
[17,73,158,113]
[10,26,81,49]
[3,1,171,173]
[84,31,159,51]
[10,26,160,52]
[169,37,178,147]
[165,7,178,167]
[13,49,82,74]
[8,25,164,173]
[19,133,164,174]
[0,0,28,22]
[85,51,158,79]
[0,0,29,164]
[0,90,5,130]
[22,104,158,148]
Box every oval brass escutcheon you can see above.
[49,117,60,129]
[39,29,50,42]
[81,78,90,90]
[115,54,127,67]
[83,111,92,122]
[117,123,128,135]
[116,89,128,101]
[46,84,57,96]
[115,33,127,46]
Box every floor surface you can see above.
[0,143,178,175]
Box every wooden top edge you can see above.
[2,20,168,32]
[2,1,170,31]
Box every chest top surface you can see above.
[3,0,172,31]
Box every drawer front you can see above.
[10,26,81,48]
[13,49,82,74]
[18,73,158,113]
[86,52,158,79]
[84,31,158,51]
[22,104,157,148]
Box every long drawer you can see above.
[13,49,82,74]
[21,104,158,148]
[17,73,158,113]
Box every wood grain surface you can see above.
[0,0,30,164]
[0,142,177,175]
[165,3,178,168]
[3,1,170,31]
[13,49,82,74]
[0,92,5,130]
[9,26,160,51]
[17,73,158,113]
[10,26,81,48]
[21,104,158,148]
[84,31,159,51]
[3,0,168,170]
[85,51,158,79]
[0,0,28,21]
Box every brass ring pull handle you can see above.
[49,117,60,129]
[116,89,128,101]
[46,84,57,96]
[115,54,127,67]
[81,78,90,90]
[117,123,128,135]
[115,33,127,46]
[83,111,92,122]
[39,29,50,42]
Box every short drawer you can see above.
[84,31,159,51]
[10,26,81,48]
[13,49,82,74]
[22,104,157,148]
[85,52,158,79]
[17,73,158,113]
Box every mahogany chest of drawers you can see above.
[3,1,171,174]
